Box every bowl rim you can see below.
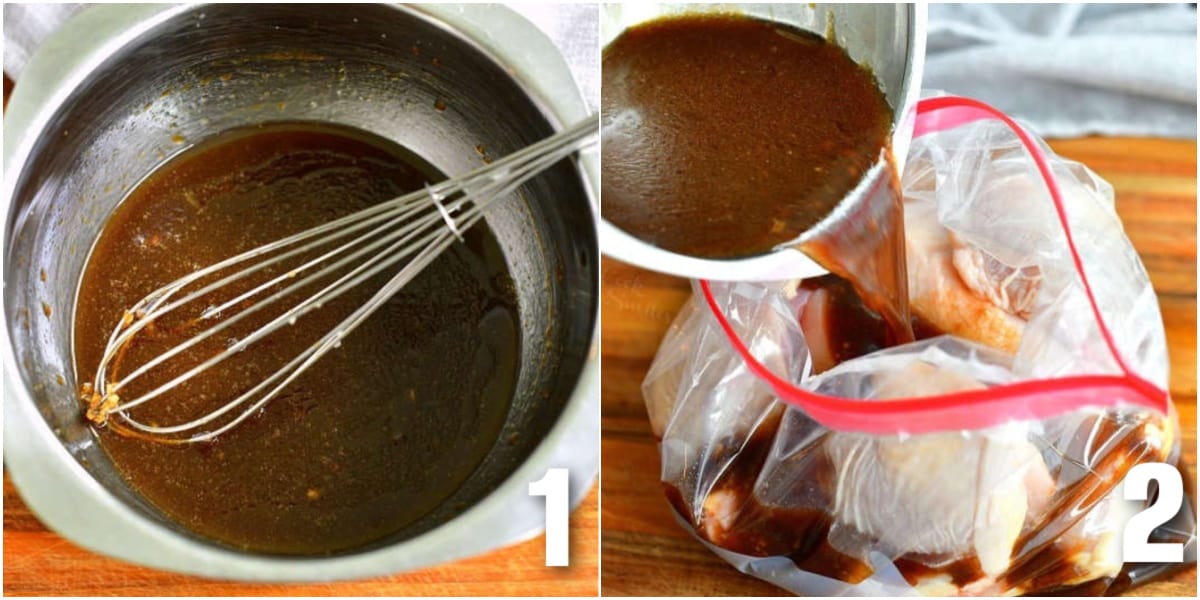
[1,2,599,581]
[598,3,927,282]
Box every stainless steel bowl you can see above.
[2,3,598,581]
[599,3,926,281]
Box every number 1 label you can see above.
[529,468,569,567]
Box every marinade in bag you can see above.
[642,97,1195,595]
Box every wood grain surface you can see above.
[600,137,1198,596]
[3,478,597,596]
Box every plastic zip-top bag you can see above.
[642,96,1195,595]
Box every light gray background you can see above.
[925,3,1196,138]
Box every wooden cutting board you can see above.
[601,137,1198,596]
[2,477,597,596]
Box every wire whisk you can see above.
[82,117,597,444]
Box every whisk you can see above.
[83,117,597,444]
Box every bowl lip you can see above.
[598,3,928,282]
[1,2,599,582]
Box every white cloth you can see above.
[925,3,1197,138]
[3,3,598,110]
[510,3,599,112]
[2,3,84,78]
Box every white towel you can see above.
[2,3,84,79]
[925,3,1197,138]
[510,3,599,112]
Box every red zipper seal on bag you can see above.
[699,96,1169,435]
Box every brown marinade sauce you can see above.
[73,122,520,555]
[602,13,912,344]
[601,14,893,260]
[798,274,945,371]
[799,275,891,369]
[664,411,1190,592]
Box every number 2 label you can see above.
[1122,462,1185,563]
[529,468,569,567]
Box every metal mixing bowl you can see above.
[599,3,926,281]
[2,3,598,581]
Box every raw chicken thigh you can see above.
[826,363,1055,580]
[903,199,1026,354]
[643,119,1184,596]
[647,213,1177,595]
[796,194,1174,593]
[949,232,1042,319]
